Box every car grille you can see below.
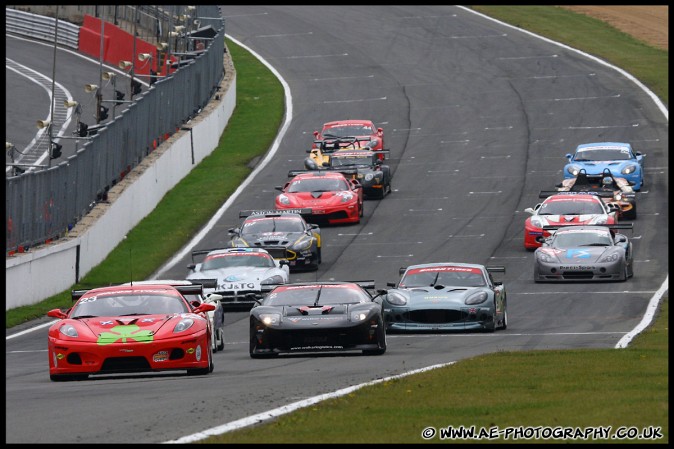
[561,271,595,280]
[405,309,467,324]
[100,356,151,372]
[258,246,297,260]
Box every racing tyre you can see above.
[500,309,508,330]
[621,266,629,282]
[623,203,637,220]
[216,329,225,352]
[362,318,387,355]
[188,345,213,376]
[250,336,278,358]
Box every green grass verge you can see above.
[6,7,668,445]
[202,300,669,444]
[471,6,667,105]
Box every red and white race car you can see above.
[46,283,216,381]
[312,119,385,157]
[523,192,618,249]
[275,170,363,225]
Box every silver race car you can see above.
[381,262,507,332]
[534,224,634,282]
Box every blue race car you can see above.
[564,142,644,191]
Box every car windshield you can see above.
[202,254,275,270]
[242,217,305,233]
[401,269,486,288]
[323,125,373,137]
[264,285,369,306]
[539,199,605,215]
[574,148,632,161]
[287,178,348,193]
[552,231,613,248]
[71,293,189,318]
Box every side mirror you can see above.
[279,259,289,266]
[615,234,627,243]
[565,153,573,160]
[187,263,197,271]
[524,207,535,215]
[47,309,68,319]
[387,282,396,288]
[555,182,563,188]
[274,186,283,191]
[194,302,216,313]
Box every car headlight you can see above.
[385,291,407,306]
[530,216,547,228]
[261,275,285,285]
[259,313,281,325]
[59,324,78,338]
[598,252,619,263]
[292,235,314,250]
[369,138,379,148]
[465,291,488,305]
[615,193,622,201]
[567,165,581,176]
[589,215,608,225]
[278,194,290,205]
[173,318,195,333]
[621,164,638,175]
[364,173,374,181]
[341,192,354,202]
[351,311,368,321]
[537,251,556,263]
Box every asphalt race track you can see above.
[5,6,668,444]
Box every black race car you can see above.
[228,210,321,271]
[550,168,637,219]
[249,281,387,358]
[305,149,393,199]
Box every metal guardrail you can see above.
[5,8,80,48]
[5,5,226,255]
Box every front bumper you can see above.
[383,306,494,332]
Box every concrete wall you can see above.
[5,58,236,311]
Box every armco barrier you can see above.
[5,56,236,311]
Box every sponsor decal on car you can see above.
[559,265,596,270]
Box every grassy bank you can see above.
[6,6,668,444]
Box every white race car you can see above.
[187,247,290,310]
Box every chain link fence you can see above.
[5,5,226,255]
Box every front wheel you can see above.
[187,345,213,375]
[362,319,387,355]
[216,328,225,351]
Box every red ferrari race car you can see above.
[274,170,363,225]
[312,119,385,158]
[46,283,216,381]
[523,192,619,250]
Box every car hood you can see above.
[533,214,605,224]
[540,247,613,263]
[242,231,302,244]
[71,314,200,343]
[389,287,481,307]
[571,160,632,171]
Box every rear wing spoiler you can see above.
[239,209,312,218]
[539,190,616,199]
[70,280,213,302]
[353,280,376,290]
[542,223,633,232]
[486,266,505,274]
[538,191,602,199]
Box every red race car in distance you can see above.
[313,119,385,156]
[523,192,619,250]
[46,283,216,381]
[275,170,363,225]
